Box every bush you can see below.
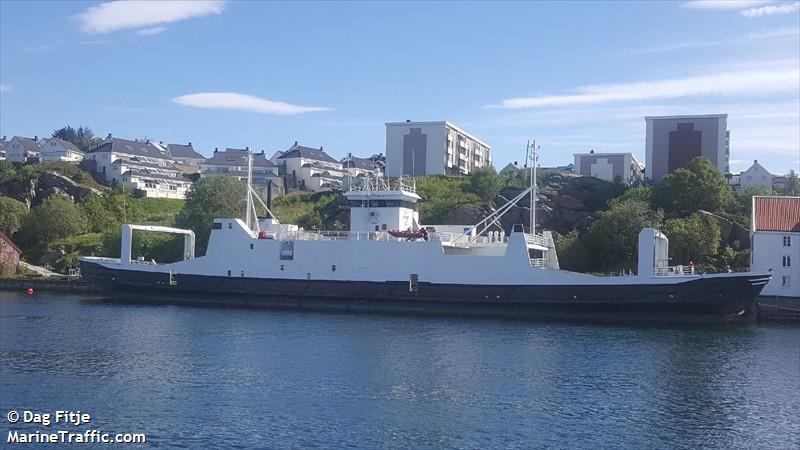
[586,199,664,272]
[18,195,88,257]
[652,157,734,217]
[0,196,28,234]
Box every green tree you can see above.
[586,199,663,272]
[465,166,504,207]
[0,196,28,234]
[80,192,136,232]
[554,230,593,272]
[662,213,721,268]
[609,186,652,208]
[415,176,481,224]
[777,169,800,196]
[175,175,249,254]
[18,195,88,252]
[52,125,102,152]
[652,157,734,217]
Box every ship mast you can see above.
[528,140,538,235]
[245,147,254,230]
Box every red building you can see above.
[0,232,22,276]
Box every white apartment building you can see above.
[751,196,799,299]
[201,148,284,198]
[87,136,190,199]
[38,138,84,162]
[573,152,644,185]
[277,142,346,192]
[385,121,492,177]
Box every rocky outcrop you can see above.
[496,173,625,235]
[36,172,102,203]
[699,210,750,249]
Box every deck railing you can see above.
[524,233,548,247]
[654,265,696,276]
[530,258,547,267]
[431,232,507,247]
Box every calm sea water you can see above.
[1,291,798,449]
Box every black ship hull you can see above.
[80,260,770,323]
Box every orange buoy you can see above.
[27,288,34,295]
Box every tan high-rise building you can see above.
[645,114,729,183]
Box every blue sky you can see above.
[1,0,798,174]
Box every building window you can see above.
[782,276,790,288]
[783,236,791,247]
[783,256,791,267]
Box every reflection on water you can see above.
[1,292,798,448]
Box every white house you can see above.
[738,160,774,191]
[573,152,644,185]
[165,143,205,167]
[751,196,799,299]
[86,136,190,199]
[341,154,383,190]
[277,142,347,192]
[4,136,41,162]
[38,137,84,162]
[201,148,284,198]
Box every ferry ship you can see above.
[80,152,770,323]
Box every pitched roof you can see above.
[278,144,338,164]
[167,143,204,160]
[42,137,82,153]
[203,148,275,167]
[342,156,377,170]
[12,136,41,153]
[0,232,22,255]
[743,160,773,176]
[753,196,800,232]
[89,138,169,159]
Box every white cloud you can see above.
[742,1,800,17]
[683,1,772,9]
[22,45,54,52]
[137,26,168,36]
[77,39,111,45]
[492,61,800,109]
[0,84,12,92]
[618,27,799,55]
[172,92,332,115]
[76,0,226,34]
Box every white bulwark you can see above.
[385,121,491,177]
[751,196,800,299]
